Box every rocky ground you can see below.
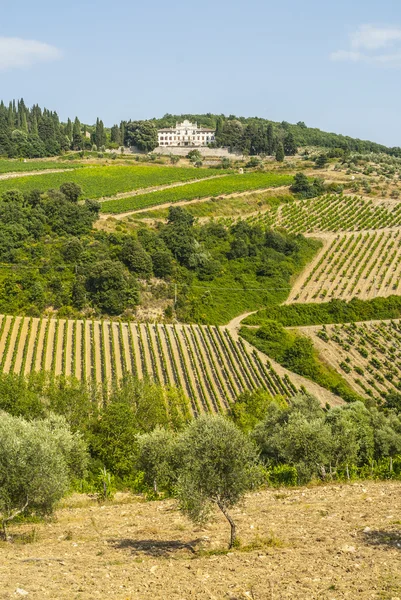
[1,481,400,599]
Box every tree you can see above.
[72,117,82,150]
[283,132,297,156]
[121,238,153,278]
[266,123,275,155]
[125,121,158,152]
[315,154,329,169]
[275,142,285,162]
[59,182,83,203]
[0,412,87,540]
[95,118,106,149]
[136,427,176,494]
[175,415,261,548]
[85,260,138,315]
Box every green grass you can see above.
[0,165,224,199]
[0,159,82,174]
[243,296,401,327]
[101,172,293,214]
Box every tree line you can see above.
[1,373,401,547]
[1,99,400,158]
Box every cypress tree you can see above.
[267,123,274,155]
[275,141,285,162]
[31,114,38,136]
[72,117,82,150]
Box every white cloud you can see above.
[331,24,401,68]
[0,37,62,71]
[351,24,401,50]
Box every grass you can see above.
[0,165,224,199]
[244,295,401,327]
[100,171,293,213]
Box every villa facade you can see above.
[158,119,215,147]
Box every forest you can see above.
[0,184,319,322]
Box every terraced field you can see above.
[0,315,298,414]
[0,165,223,199]
[302,319,401,401]
[100,172,293,213]
[287,228,401,303]
[0,159,82,174]
[243,194,401,233]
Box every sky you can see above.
[2,0,401,146]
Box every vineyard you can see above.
[0,315,299,414]
[100,172,293,213]
[287,228,401,303]
[0,159,82,174]
[241,194,401,234]
[0,165,223,199]
[303,319,401,401]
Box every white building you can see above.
[158,119,215,148]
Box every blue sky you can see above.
[2,0,401,146]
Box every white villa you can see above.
[158,119,215,147]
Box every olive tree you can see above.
[136,427,176,494]
[0,412,87,540]
[175,415,261,548]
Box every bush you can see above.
[267,465,298,487]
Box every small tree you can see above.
[275,142,285,162]
[136,427,176,495]
[0,412,87,540]
[60,182,83,203]
[176,415,261,548]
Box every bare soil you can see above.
[1,481,400,600]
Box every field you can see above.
[0,315,301,412]
[287,228,401,303]
[243,194,401,233]
[100,172,293,213]
[301,319,401,400]
[2,481,400,599]
[0,165,224,199]
[0,159,82,174]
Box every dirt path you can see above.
[167,325,199,404]
[225,310,343,406]
[111,322,123,381]
[120,322,133,374]
[65,320,73,377]
[55,320,65,376]
[13,317,29,374]
[99,185,291,220]
[155,325,175,387]
[34,319,47,371]
[3,316,22,373]
[129,323,143,379]
[24,318,39,375]
[96,174,228,204]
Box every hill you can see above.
[2,481,400,599]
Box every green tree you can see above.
[0,412,87,540]
[121,238,153,278]
[283,132,297,156]
[125,121,158,152]
[136,427,176,494]
[175,415,261,548]
[85,260,138,315]
[59,182,83,203]
[275,142,285,162]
